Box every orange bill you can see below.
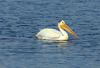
[60,23,78,38]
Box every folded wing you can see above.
[36,28,60,40]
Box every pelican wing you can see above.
[36,28,60,40]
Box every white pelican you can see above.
[35,20,78,40]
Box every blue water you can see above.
[0,0,100,68]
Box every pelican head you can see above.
[58,20,78,39]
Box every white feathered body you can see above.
[35,28,69,40]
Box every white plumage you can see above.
[35,20,78,40]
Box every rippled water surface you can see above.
[0,0,100,68]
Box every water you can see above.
[0,0,100,68]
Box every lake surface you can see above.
[0,0,100,68]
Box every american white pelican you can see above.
[35,20,78,40]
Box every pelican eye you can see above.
[62,22,64,25]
